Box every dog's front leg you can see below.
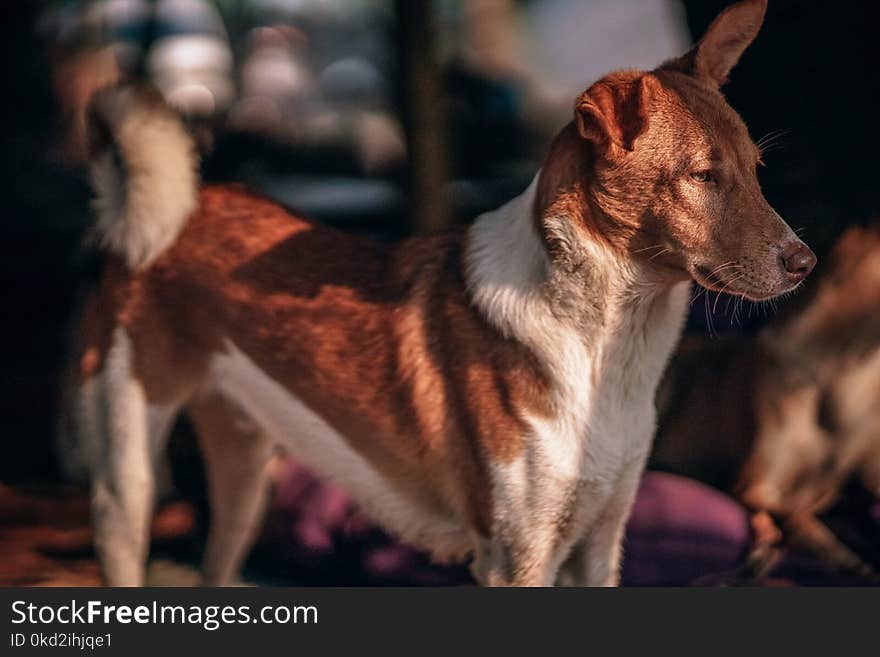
[557,462,645,587]
[471,478,581,586]
[471,536,561,587]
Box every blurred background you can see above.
[2,0,880,586]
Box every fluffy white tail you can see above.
[87,84,198,269]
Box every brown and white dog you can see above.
[66,0,814,586]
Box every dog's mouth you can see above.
[690,264,798,302]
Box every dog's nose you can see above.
[780,241,816,282]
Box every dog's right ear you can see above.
[575,73,660,156]
[667,0,767,87]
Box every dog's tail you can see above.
[86,83,199,269]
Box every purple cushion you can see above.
[621,472,749,585]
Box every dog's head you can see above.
[536,0,814,300]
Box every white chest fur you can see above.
[465,176,690,493]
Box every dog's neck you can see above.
[464,167,689,404]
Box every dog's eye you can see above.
[690,170,713,183]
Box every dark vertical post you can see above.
[135,0,159,79]
[394,0,450,235]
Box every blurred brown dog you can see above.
[654,226,880,582]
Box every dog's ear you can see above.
[673,0,767,87]
[575,73,660,154]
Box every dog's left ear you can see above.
[671,0,767,87]
[575,73,661,154]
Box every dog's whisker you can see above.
[647,247,672,262]
[757,139,786,152]
[707,260,737,275]
[724,291,743,320]
[704,263,744,286]
[632,243,667,254]
[690,284,708,306]
[713,290,723,317]
[708,264,743,279]
[712,274,746,315]
[731,295,743,327]
[758,138,788,149]
[756,128,790,149]
[757,127,789,141]
[758,144,786,156]
[709,261,743,274]
[704,291,717,338]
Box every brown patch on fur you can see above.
[533,124,632,259]
[532,72,662,258]
[76,260,125,383]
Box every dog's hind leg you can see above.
[784,512,878,581]
[187,393,275,586]
[739,510,786,581]
[83,328,180,586]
